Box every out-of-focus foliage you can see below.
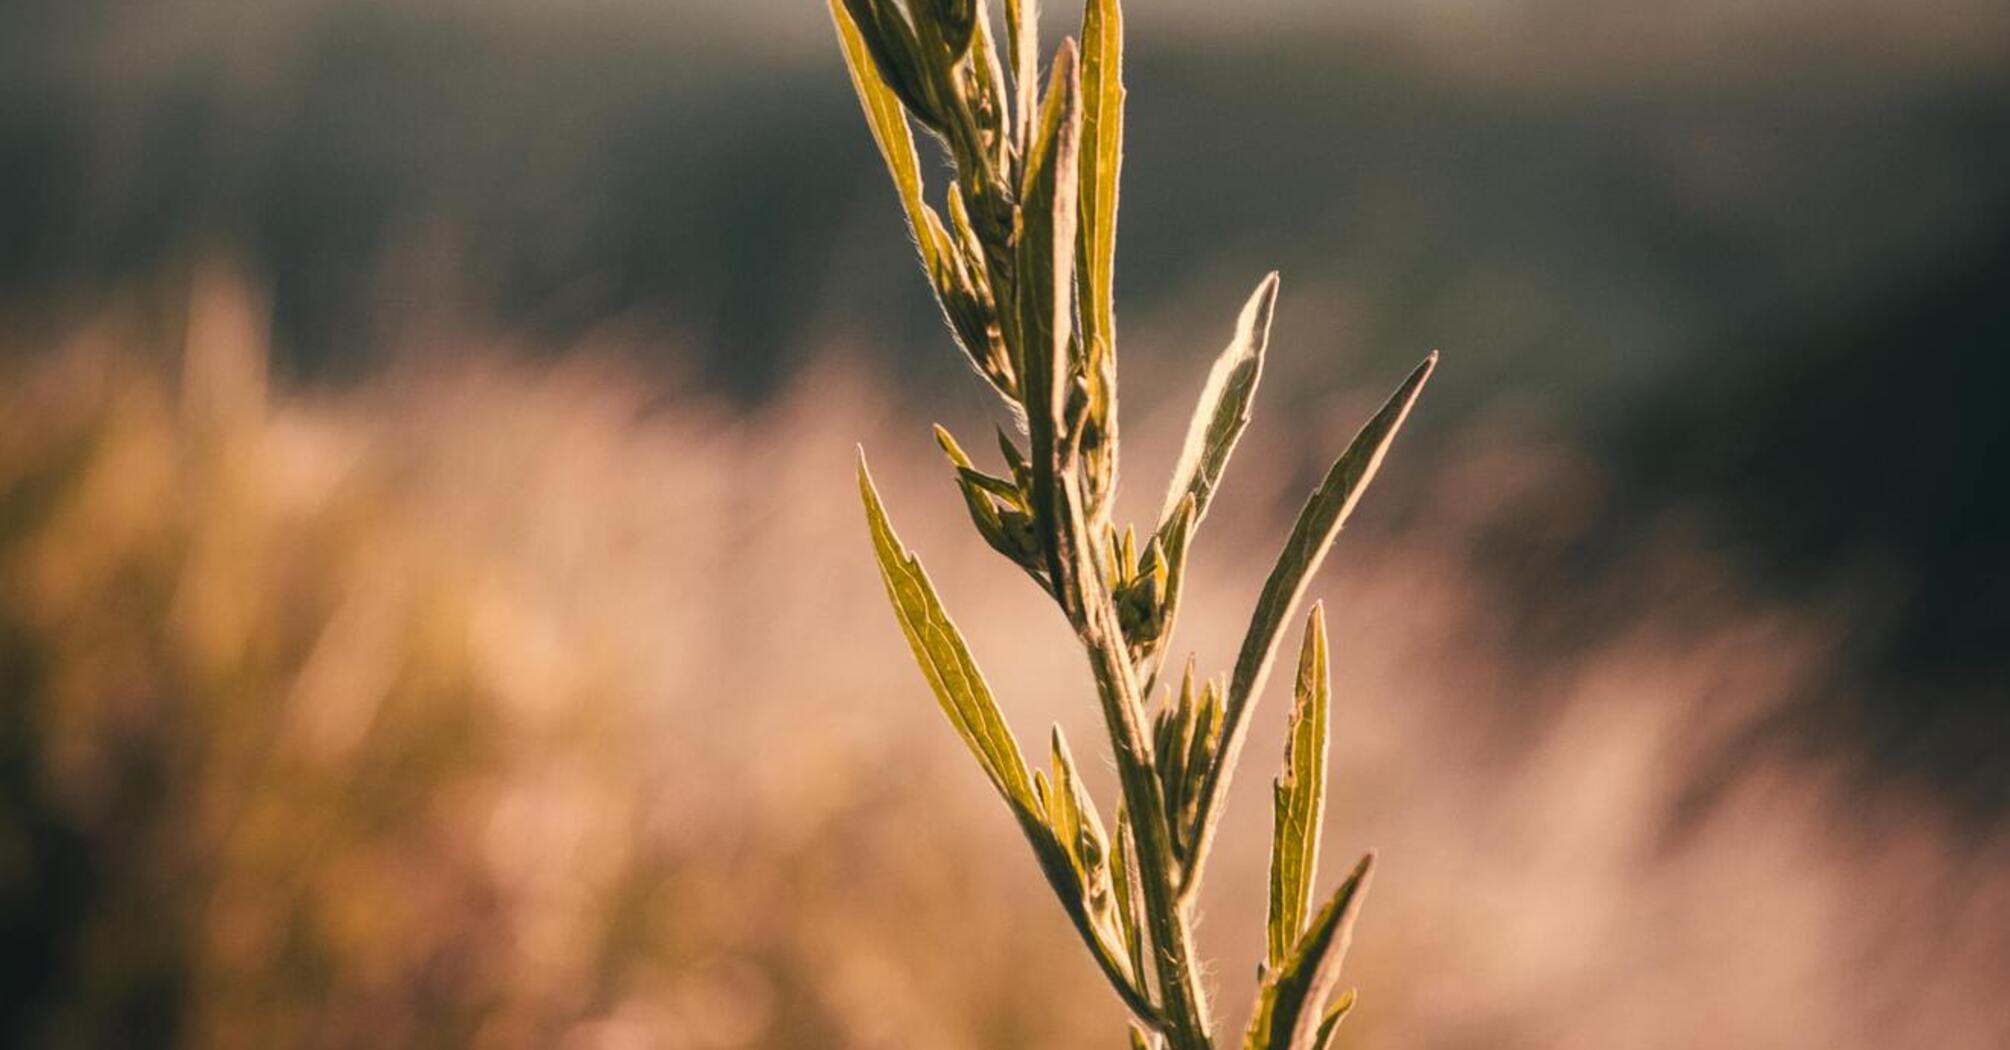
[1,280,2008,1046]
[0,286,670,1046]
[0,278,1123,1048]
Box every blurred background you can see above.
[2,0,2007,1046]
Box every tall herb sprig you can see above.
[833,2,1435,1046]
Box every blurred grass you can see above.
[1,275,2006,1047]
[0,276,1128,1047]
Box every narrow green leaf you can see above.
[956,466,1023,505]
[935,426,1008,509]
[1014,40,1085,606]
[937,426,1032,576]
[1185,678,1222,831]
[997,426,1029,483]
[922,207,1010,386]
[1077,0,1125,488]
[1025,815,1163,1029]
[1155,666,1196,838]
[1129,1022,1154,1050]
[1078,0,1124,357]
[1230,351,1433,728]
[1243,852,1375,1050]
[862,455,1167,1027]
[837,0,943,129]
[1046,725,1174,1026]
[1173,675,1222,852]
[1049,725,1112,882]
[942,187,1018,395]
[1267,604,1329,968]
[964,7,1015,166]
[1158,273,1279,533]
[830,0,946,276]
[1139,495,1195,690]
[1111,804,1148,986]
[1188,351,1435,888]
[1015,40,1083,388]
[858,451,1037,810]
[1005,0,1042,161]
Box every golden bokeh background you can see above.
[2,2,2007,1047]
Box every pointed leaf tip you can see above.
[857,458,1038,816]
[1245,851,1376,1050]
[1158,272,1281,532]
[1190,348,1429,936]
[1225,346,1435,765]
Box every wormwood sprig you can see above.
[833,2,1435,1046]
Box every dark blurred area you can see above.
[2,1,2007,1046]
[1613,215,2010,811]
[7,0,2004,781]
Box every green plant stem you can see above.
[1082,608,1212,1048]
[832,4,1416,1045]
[1055,474,1213,1048]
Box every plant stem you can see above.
[1056,475,1213,1048]
[1083,611,1212,1048]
